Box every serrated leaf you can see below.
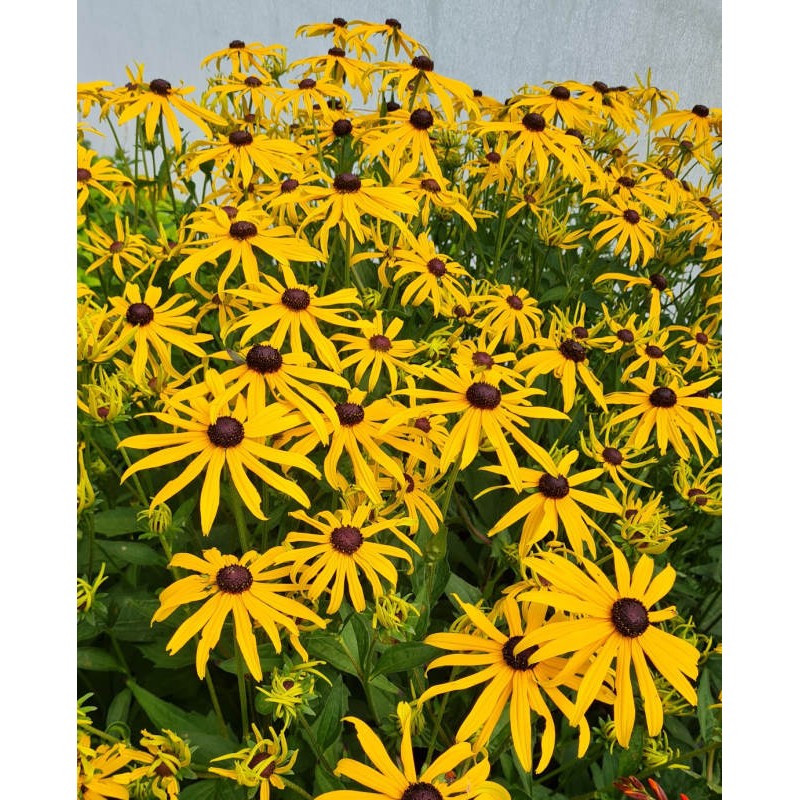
[372,642,440,677]
[77,647,126,673]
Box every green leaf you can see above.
[127,680,238,766]
[341,611,372,669]
[311,675,348,751]
[107,591,161,642]
[305,633,360,677]
[93,507,144,537]
[179,780,248,800]
[372,642,440,677]
[697,666,716,741]
[106,688,132,729]
[444,572,482,606]
[77,647,127,673]
[96,540,165,568]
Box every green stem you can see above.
[204,664,228,737]
[159,122,180,227]
[438,460,461,521]
[109,424,150,506]
[282,777,316,800]
[424,672,455,765]
[227,479,252,554]
[82,724,121,744]
[296,712,336,775]
[235,643,250,739]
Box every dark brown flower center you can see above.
[426,258,446,277]
[680,139,694,151]
[208,416,245,448]
[466,382,501,409]
[332,118,353,137]
[649,273,668,291]
[333,172,361,192]
[592,81,610,93]
[246,344,283,373]
[298,78,317,90]
[502,634,537,671]
[385,18,402,28]
[411,55,434,71]
[420,178,441,193]
[538,473,570,499]
[506,294,523,310]
[222,205,238,219]
[410,108,434,130]
[281,178,299,193]
[281,288,311,310]
[229,130,253,147]
[661,167,676,179]
[149,79,172,95]
[330,525,363,554]
[154,762,174,777]
[230,220,258,239]
[602,447,623,466]
[692,104,710,118]
[617,176,636,188]
[645,344,664,359]
[401,782,443,800]
[369,334,392,351]
[328,46,346,57]
[559,339,587,362]
[126,302,154,326]
[521,112,546,132]
[336,402,365,426]
[216,564,253,593]
[403,473,415,492]
[611,597,649,637]
[332,16,347,26]
[486,151,501,164]
[386,100,401,112]
[550,85,571,100]
[572,325,589,339]
[472,351,494,368]
[473,88,483,97]
[414,416,432,433]
[77,168,91,182]
[617,328,634,343]
[565,127,585,141]
[247,752,276,777]
[244,76,262,87]
[649,387,677,408]
[695,332,709,344]
[109,240,124,254]
[453,304,469,318]
[229,39,246,48]
[622,209,640,224]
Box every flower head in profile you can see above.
[201,39,285,72]
[210,724,298,800]
[126,729,194,800]
[272,504,416,614]
[152,547,326,681]
[77,733,143,800]
[119,369,319,533]
[316,701,510,800]
[517,546,700,747]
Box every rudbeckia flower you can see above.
[419,595,606,773]
[378,457,444,534]
[227,265,361,370]
[585,196,661,266]
[77,143,128,210]
[291,47,374,102]
[348,18,429,58]
[470,284,544,348]
[516,547,701,748]
[269,76,351,123]
[517,82,601,130]
[483,448,619,557]
[272,505,416,614]
[119,370,320,534]
[201,40,285,73]
[81,215,152,282]
[77,734,142,800]
[316,702,510,800]
[151,547,326,680]
[605,375,721,461]
[579,417,656,492]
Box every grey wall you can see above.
[78,0,721,153]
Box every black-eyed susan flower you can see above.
[203,65,278,117]
[594,271,674,321]
[333,310,421,392]
[451,334,525,390]
[81,215,152,282]
[579,417,656,492]
[585,196,661,266]
[77,143,129,211]
[272,505,416,614]
[348,18,429,59]
[672,312,721,375]
[291,47,374,102]
[483,448,618,557]
[170,202,323,294]
[119,369,320,534]
[577,80,640,134]
[419,594,606,773]
[295,18,354,50]
[393,366,568,489]
[316,701,510,800]
[152,547,326,680]
[614,489,686,554]
[210,723,298,800]
[605,375,721,461]
[619,326,682,384]
[109,75,226,150]
[227,265,361,370]
[77,733,142,800]
[378,456,444,535]
[100,283,212,383]
[652,103,721,167]
[126,729,193,800]
[470,283,544,348]
[672,458,722,515]
[394,165,477,231]
[299,171,418,256]
[519,83,601,130]
[201,40,285,73]
[215,342,348,443]
[517,547,701,748]
[269,76,351,122]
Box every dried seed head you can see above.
[216,564,253,593]
[611,597,649,637]
[330,525,363,554]
[207,416,245,448]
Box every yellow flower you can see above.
[316,702,510,800]
[77,143,128,211]
[470,283,544,348]
[126,730,192,800]
[586,196,661,266]
[517,546,700,748]
[80,215,152,282]
[77,443,97,515]
[119,369,320,534]
[673,458,722,515]
[152,547,326,680]
[77,563,107,612]
[273,505,416,613]
[201,40,286,73]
